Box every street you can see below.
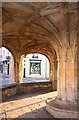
[0,73,50,88]
[0,73,10,88]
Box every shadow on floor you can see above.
[0,91,58,120]
[2,90,53,103]
[13,106,53,119]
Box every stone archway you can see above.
[19,43,58,91]
[2,2,78,118]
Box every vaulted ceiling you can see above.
[2,2,77,58]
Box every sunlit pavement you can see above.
[0,91,57,118]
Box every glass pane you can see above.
[30,62,41,74]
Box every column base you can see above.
[46,97,79,118]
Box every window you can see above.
[29,60,41,74]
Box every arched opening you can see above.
[19,44,58,92]
[22,53,50,83]
[1,2,78,118]
[0,47,15,88]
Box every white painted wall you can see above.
[22,53,49,78]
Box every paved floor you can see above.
[0,91,57,119]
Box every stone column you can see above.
[19,56,23,83]
[77,41,79,100]
[50,54,57,91]
[57,55,67,101]
[58,54,77,102]
[14,59,19,83]
[46,48,78,118]
[14,55,22,84]
[9,55,15,84]
[49,62,54,81]
[77,45,79,119]
[53,59,57,91]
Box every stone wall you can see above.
[1,81,53,101]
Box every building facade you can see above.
[0,47,11,74]
[22,53,49,79]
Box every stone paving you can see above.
[0,91,57,119]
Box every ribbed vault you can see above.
[2,2,77,60]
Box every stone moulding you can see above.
[46,97,79,118]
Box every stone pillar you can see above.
[19,56,23,83]
[50,54,57,91]
[78,1,79,102]
[57,56,67,101]
[46,48,78,118]
[53,60,57,91]
[14,59,19,83]
[77,45,79,119]
[58,53,77,102]
[14,55,22,84]
[49,62,53,81]
[77,52,79,101]
[9,55,15,84]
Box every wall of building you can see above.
[2,47,11,61]
[0,47,11,75]
[22,54,49,78]
[0,47,15,85]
